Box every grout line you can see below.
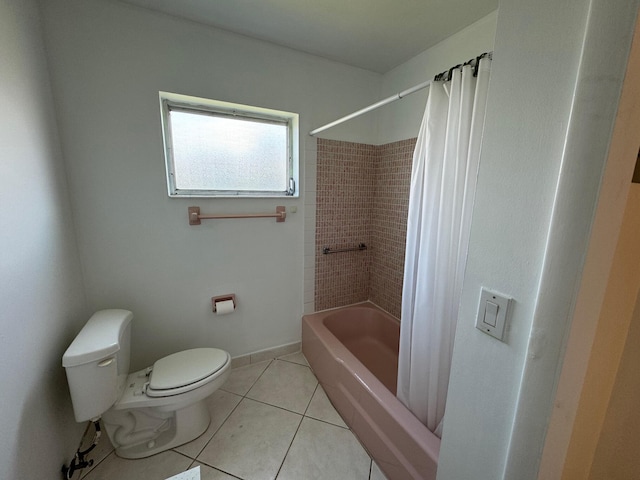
[185,360,277,467]
[185,393,244,460]
[242,396,306,417]
[243,359,273,394]
[276,357,310,368]
[239,369,349,430]
[368,458,373,480]
[237,380,350,430]
[192,458,244,480]
[187,395,258,479]
[273,414,305,479]
[302,383,320,417]
[303,414,350,430]
[220,359,273,397]
[238,360,318,415]
[304,415,348,432]
[173,450,197,464]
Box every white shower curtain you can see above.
[397,57,492,436]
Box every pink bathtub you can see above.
[302,302,440,480]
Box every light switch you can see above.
[483,301,499,327]
[476,288,512,341]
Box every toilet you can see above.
[62,309,231,459]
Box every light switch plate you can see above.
[476,288,512,341]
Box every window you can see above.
[159,92,298,197]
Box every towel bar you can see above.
[188,206,286,225]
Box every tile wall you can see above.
[314,138,416,318]
[315,140,376,310]
[369,139,416,318]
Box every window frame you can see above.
[159,91,299,198]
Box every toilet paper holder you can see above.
[211,294,236,313]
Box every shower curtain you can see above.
[397,56,492,436]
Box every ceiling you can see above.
[119,0,498,73]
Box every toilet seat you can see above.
[111,349,231,411]
[146,348,229,398]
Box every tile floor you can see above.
[78,352,388,480]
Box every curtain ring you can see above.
[447,64,462,82]
[474,52,491,77]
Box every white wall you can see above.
[376,11,498,145]
[310,11,498,145]
[0,0,88,478]
[438,0,639,479]
[28,2,639,479]
[540,10,640,475]
[39,0,382,370]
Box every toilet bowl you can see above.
[101,348,231,458]
[63,310,231,459]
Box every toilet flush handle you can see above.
[97,358,114,367]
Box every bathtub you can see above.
[302,302,440,480]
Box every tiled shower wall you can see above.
[315,138,416,318]
[369,139,415,317]
[315,141,376,310]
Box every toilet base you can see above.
[103,399,211,459]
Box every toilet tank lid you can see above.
[63,309,133,367]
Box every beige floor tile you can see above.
[198,398,302,480]
[174,390,243,458]
[276,417,371,480]
[191,462,240,480]
[220,360,271,396]
[246,360,317,414]
[82,450,191,480]
[305,385,347,428]
[277,351,309,366]
[370,461,389,480]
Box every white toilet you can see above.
[63,309,231,459]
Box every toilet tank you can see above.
[63,310,133,422]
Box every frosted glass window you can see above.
[160,92,298,197]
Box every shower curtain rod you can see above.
[309,80,431,136]
[308,51,492,137]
